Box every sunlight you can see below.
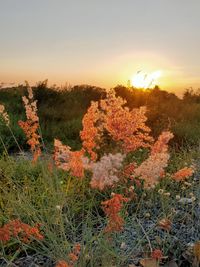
[131,70,161,89]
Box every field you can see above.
[1,83,200,267]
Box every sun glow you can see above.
[131,70,161,89]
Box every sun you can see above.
[131,70,161,89]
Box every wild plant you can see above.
[0,86,196,266]
[18,85,41,162]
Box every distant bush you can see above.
[1,82,200,153]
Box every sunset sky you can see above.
[1,0,200,95]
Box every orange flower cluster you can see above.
[53,91,156,190]
[18,86,41,162]
[0,219,43,244]
[0,104,10,126]
[100,91,153,153]
[133,131,174,188]
[68,243,81,264]
[53,91,189,192]
[151,249,163,260]
[172,167,194,181]
[56,243,81,267]
[101,193,129,233]
[122,162,137,179]
[54,139,85,178]
[80,102,101,161]
[56,261,69,267]
[80,90,153,160]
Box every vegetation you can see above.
[1,83,200,266]
[1,81,200,154]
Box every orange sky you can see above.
[1,1,200,96]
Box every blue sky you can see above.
[1,0,200,93]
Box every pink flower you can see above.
[133,131,173,188]
[89,153,125,190]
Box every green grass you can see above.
[1,145,200,266]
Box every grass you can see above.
[0,145,200,266]
[1,84,200,266]
[0,156,117,265]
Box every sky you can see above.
[1,0,200,95]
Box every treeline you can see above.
[0,81,200,153]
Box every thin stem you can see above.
[7,125,24,155]
[0,134,9,156]
[136,217,153,253]
[38,124,46,152]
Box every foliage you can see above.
[0,84,199,267]
[2,82,200,154]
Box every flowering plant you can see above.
[0,219,43,244]
[18,85,41,162]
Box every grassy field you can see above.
[1,83,200,267]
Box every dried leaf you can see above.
[140,258,160,267]
[194,241,200,261]
[157,218,172,231]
